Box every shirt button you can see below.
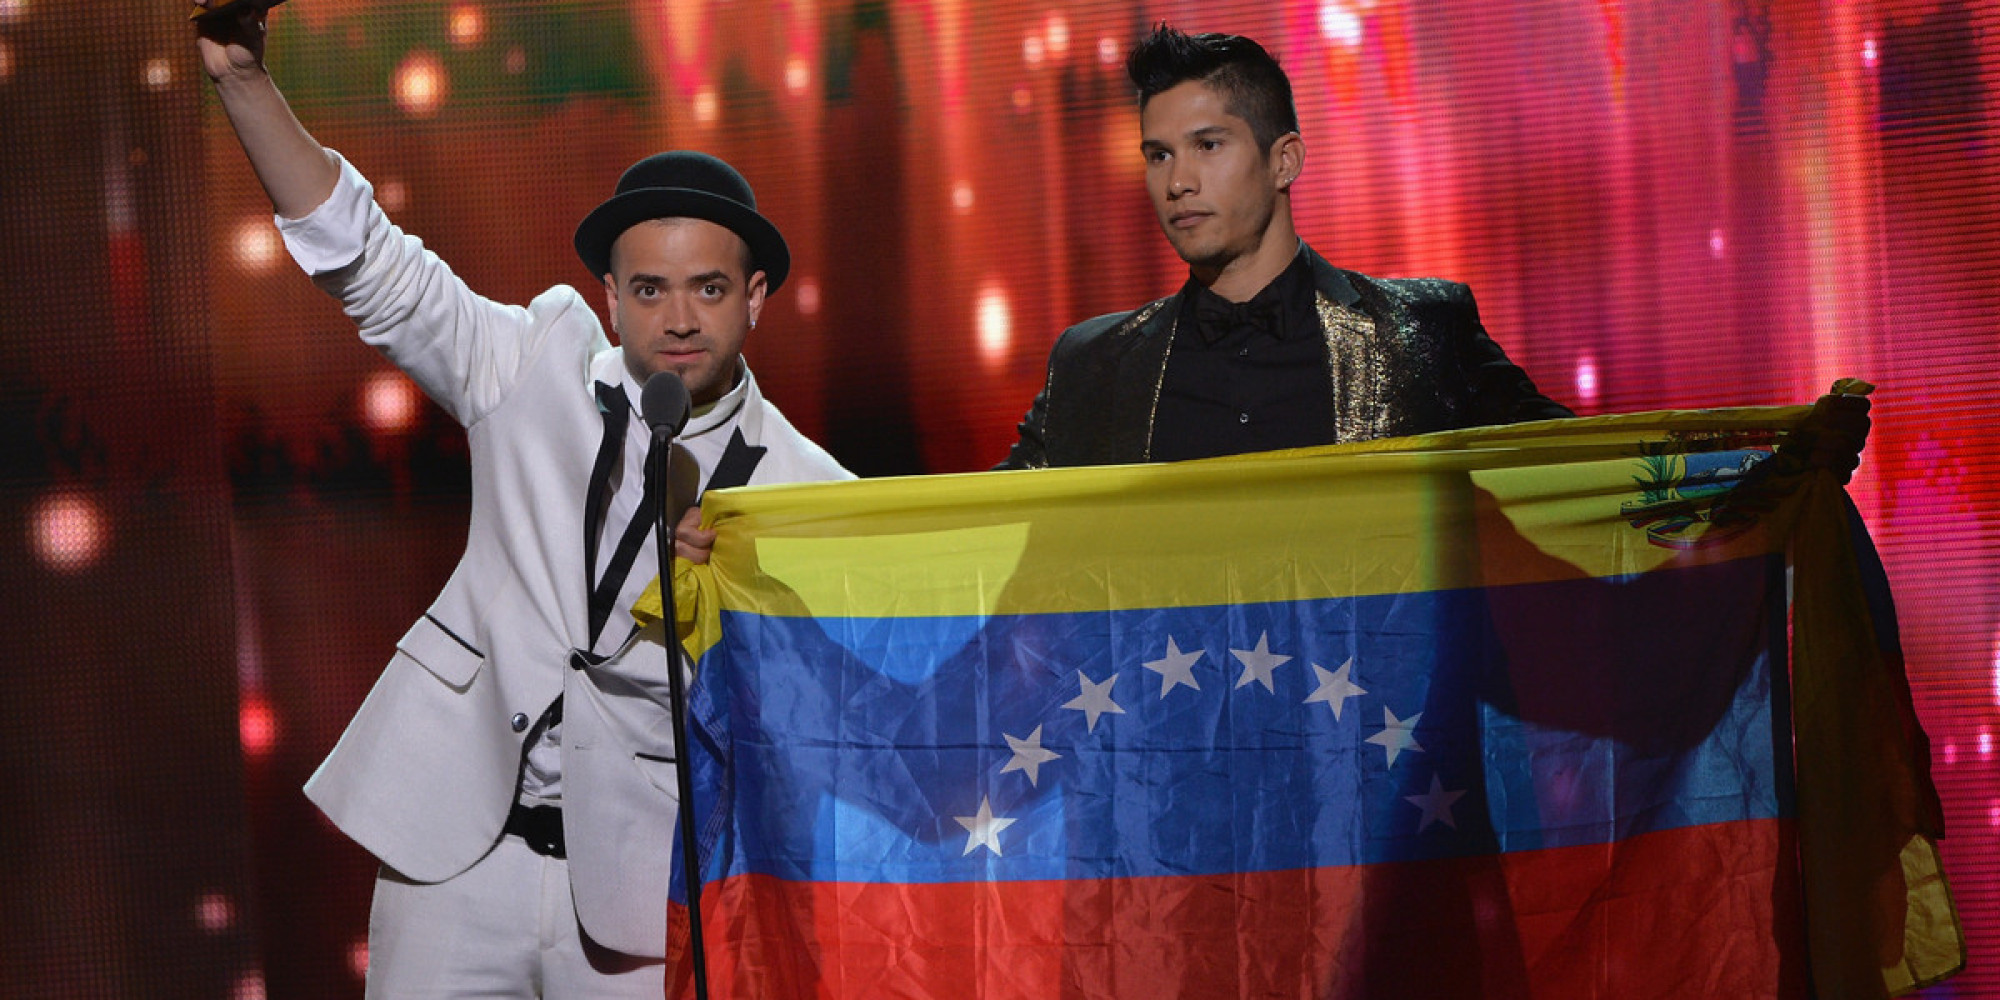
[1238,412,1251,424]
[510,712,530,733]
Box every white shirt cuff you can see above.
[275,151,374,276]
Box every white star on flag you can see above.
[1365,706,1424,767]
[1405,773,1467,832]
[1000,725,1062,786]
[1303,658,1366,720]
[1063,671,1125,732]
[1230,631,1292,692]
[1142,636,1204,698]
[955,796,1017,856]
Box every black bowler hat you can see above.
[573,151,790,292]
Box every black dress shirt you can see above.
[1150,247,1335,462]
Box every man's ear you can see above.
[601,272,620,334]
[745,270,770,329]
[1272,132,1305,191]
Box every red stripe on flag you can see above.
[669,819,1805,999]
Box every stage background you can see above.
[0,0,1992,996]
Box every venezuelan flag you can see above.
[637,407,1959,999]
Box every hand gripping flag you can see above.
[635,405,1960,1000]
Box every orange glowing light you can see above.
[951,182,974,213]
[1044,15,1069,58]
[785,56,810,96]
[694,85,719,124]
[447,4,484,48]
[1022,34,1044,67]
[392,51,447,118]
[794,278,821,316]
[232,218,281,272]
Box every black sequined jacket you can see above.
[997,245,1574,470]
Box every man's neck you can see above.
[1191,221,1302,303]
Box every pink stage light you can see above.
[1991,632,1999,706]
[1318,1,1364,48]
[231,970,266,1000]
[1573,357,1600,406]
[361,370,422,436]
[239,693,279,759]
[30,489,107,573]
[378,179,408,213]
[196,891,237,933]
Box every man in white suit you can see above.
[196,3,851,995]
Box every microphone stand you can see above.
[650,429,711,1000]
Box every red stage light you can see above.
[239,694,279,759]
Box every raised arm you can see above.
[193,1,336,219]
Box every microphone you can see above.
[639,367,713,1000]
[641,371,692,438]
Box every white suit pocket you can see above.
[395,614,485,689]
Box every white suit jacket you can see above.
[283,154,852,957]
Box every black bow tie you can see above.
[1191,295,1283,344]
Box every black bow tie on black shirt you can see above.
[1190,294,1284,345]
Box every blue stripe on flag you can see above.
[692,554,1790,885]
